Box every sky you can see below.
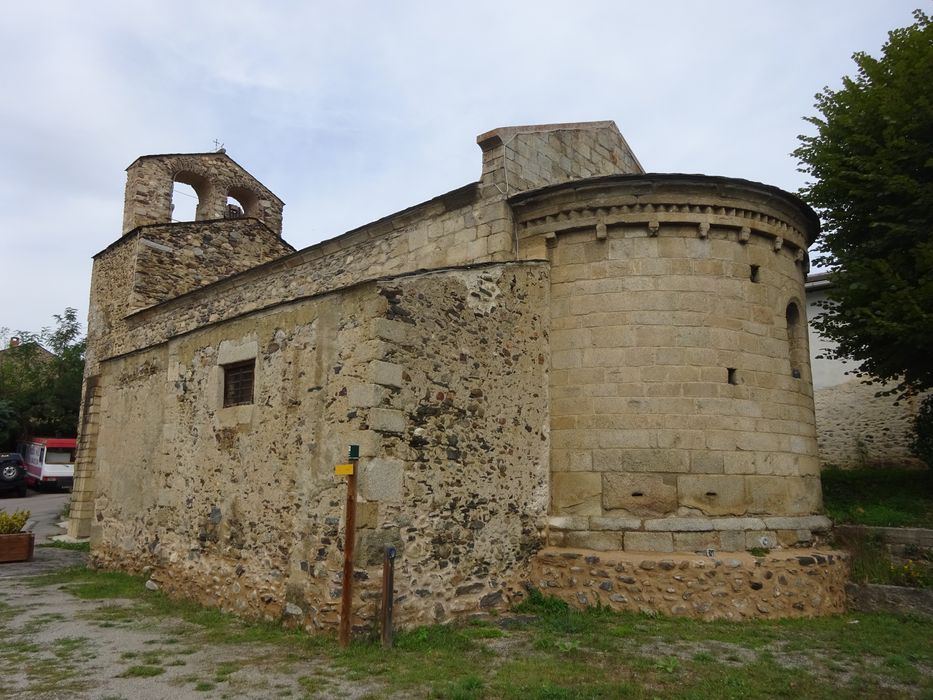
[0,1,921,337]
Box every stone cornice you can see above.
[510,173,820,249]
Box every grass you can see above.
[835,528,933,588]
[822,467,933,588]
[118,665,165,678]
[38,539,91,552]
[18,567,933,699]
[821,467,933,528]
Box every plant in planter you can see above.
[0,510,34,563]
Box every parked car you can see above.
[22,438,76,492]
[0,452,28,497]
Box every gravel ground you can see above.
[0,550,379,700]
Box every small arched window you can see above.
[171,182,199,222]
[172,171,210,222]
[785,301,805,379]
[227,186,259,219]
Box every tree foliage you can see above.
[794,10,933,398]
[0,308,85,450]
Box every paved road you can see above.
[1,489,86,578]
[0,488,70,543]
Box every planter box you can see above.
[0,532,35,563]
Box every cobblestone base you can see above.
[529,547,848,620]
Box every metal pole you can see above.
[381,545,396,648]
[338,451,358,648]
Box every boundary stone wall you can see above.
[806,275,928,468]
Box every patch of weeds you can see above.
[513,588,570,616]
[25,664,91,695]
[653,656,680,673]
[52,636,91,661]
[836,528,933,588]
[556,639,581,653]
[435,674,484,700]
[298,674,332,696]
[463,625,504,639]
[395,624,477,653]
[821,467,933,528]
[194,681,216,691]
[81,603,141,625]
[747,546,770,557]
[609,622,637,638]
[881,653,920,682]
[31,567,143,599]
[38,540,90,552]
[214,661,242,683]
[18,611,67,634]
[118,665,165,678]
[0,601,19,626]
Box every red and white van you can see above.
[22,438,76,491]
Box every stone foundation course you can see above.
[530,547,848,619]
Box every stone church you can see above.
[69,121,847,629]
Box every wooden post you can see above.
[338,446,359,648]
[380,545,397,648]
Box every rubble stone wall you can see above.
[130,219,294,311]
[122,152,285,235]
[530,547,849,619]
[807,285,927,468]
[90,261,550,629]
[814,382,927,469]
[111,188,513,360]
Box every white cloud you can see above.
[0,0,920,332]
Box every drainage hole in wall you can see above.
[631,492,644,497]
[727,368,738,385]
[705,491,717,497]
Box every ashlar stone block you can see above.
[348,384,386,408]
[370,360,404,388]
[563,531,626,551]
[673,531,721,552]
[603,473,676,516]
[678,475,746,516]
[745,476,820,515]
[624,531,674,552]
[359,457,404,502]
[552,472,602,516]
[368,408,406,434]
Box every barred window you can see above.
[223,360,255,407]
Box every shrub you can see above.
[0,510,30,534]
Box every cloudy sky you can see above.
[0,1,919,337]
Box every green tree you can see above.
[0,308,86,450]
[794,9,933,399]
